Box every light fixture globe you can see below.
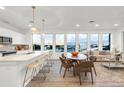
[31,26,37,32]
[31,6,37,33]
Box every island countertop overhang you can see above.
[0,51,49,62]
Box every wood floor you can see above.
[27,60,124,87]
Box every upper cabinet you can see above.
[0,27,30,45]
[0,36,12,44]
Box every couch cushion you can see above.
[99,51,110,55]
[93,51,99,55]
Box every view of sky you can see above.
[33,34,41,43]
[44,34,53,45]
[33,33,109,45]
[56,34,64,45]
[67,34,75,42]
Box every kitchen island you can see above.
[0,51,50,87]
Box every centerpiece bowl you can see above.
[71,52,79,58]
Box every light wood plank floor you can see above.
[27,60,124,87]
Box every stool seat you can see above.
[23,53,51,87]
[27,63,39,68]
[23,62,40,86]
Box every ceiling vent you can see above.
[89,20,95,23]
[1,20,10,24]
[29,20,34,23]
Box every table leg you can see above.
[109,61,110,69]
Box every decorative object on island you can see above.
[15,45,29,51]
[71,52,79,58]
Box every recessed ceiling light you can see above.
[76,24,80,27]
[0,6,5,10]
[95,24,100,27]
[114,24,119,27]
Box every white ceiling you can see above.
[0,6,124,34]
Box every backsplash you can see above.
[0,44,15,51]
[0,44,30,51]
[15,45,29,51]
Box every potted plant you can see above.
[115,52,123,61]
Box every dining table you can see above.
[65,53,87,76]
[66,53,87,61]
[66,52,87,67]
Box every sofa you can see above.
[87,50,115,62]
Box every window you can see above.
[33,34,41,44]
[44,34,53,50]
[55,34,64,52]
[33,44,41,51]
[102,33,111,50]
[33,34,41,50]
[67,34,76,52]
[78,34,87,52]
[90,34,99,50]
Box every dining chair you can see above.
[83,53,88,61]
[59,57,75,78]
[75,61,94,85]
[61,53,66,59]
[89,56,97,76]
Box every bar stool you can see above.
[49,51,54,64]
[23,61,39,87]
[32,57,46,80]
[30,56,51,86]
[41,54,51,73]
[46,51,53,67]
[31,62,47,86]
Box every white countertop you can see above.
[0,50,50,87]
[0,51,49,62]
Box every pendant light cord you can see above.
[32,6,36,24]
[42,19,45,32]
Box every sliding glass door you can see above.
[67,34,76,52]
[90,34,99,50]
[102,33,111,50]
[33,34,41,50]
[32,33,111,52]
[78,34,88,52]
[55,34,64,52]
[44,34,53,50]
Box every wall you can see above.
[0,26,26,45]
[112,30,122,52]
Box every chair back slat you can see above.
[78,61,92,68]
[89,56,97,62]
[59,57,66,65]
[75,60,94,85]
[61,53,66,59]
[76,61,93,72]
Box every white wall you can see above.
[111,30,122,52]
[0,27,27,45]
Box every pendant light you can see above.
[42,18,45,36]
[31,6,37,33]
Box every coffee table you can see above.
[102,57,124,69]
